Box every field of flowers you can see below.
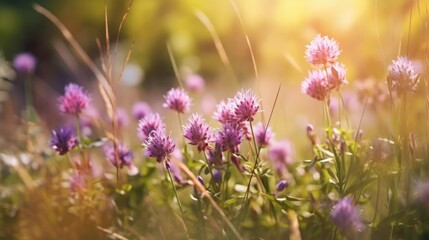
[0,1,429,239]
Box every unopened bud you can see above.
[197,176,205,186]
[213,170,222,183]
[306,124,317,145]
[276,180,288,192]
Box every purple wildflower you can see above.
[132,101,152,120]
[183,113,210,152]
[185,74,205,92]
[58,83,90,115]
[213,100,236,125]
[331,198,364,233]
[387,56,419,96]
[327,63,347,90]
[305,34,340,66]
[163,87,191,113]
[144,130,176,163]
[254,122,273,148]
[50,127,78,155]
[137,113,165,142]
[104,143,134,169]
[232,89,260,122]
[301,69,330,101]
[216,123,243,153]
[13,53,37,74]
[268,140,293,178]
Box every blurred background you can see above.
[0,0,427,151]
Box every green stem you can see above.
[372,176,381,224]
[75,115,83,142]
[177,112,184,139]
[24,75,34,121]
[203,153,219,193]
[338,89,350,128]
[324,99,332,129]
[239,121,266,228]
[269,201,279,238]
[196,187,207,239]
[75,115,88,171]
[223,154,231,202]
[165,161,185,219]
[164,161,190,238]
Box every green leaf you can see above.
[344,177,376,195]
[318,157,334,163]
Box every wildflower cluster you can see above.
[302,34,347,101]
[387,56,420,96]
[3,12,428,239]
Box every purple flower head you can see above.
[301,69,330,101]
[213,100,236,125]
[185,74,205,92]
[387,56,419,96]
[115,108,130,128]
[232,89,260,122]
[183,113,210,152]
[331,198,364,233]
[268,140,293,177]
[132,101,152,120]
[104,143,134,169]
[254,122,273,148]
[305,34,340,66]
[163,87,191,113]
[216,123,243,153]
[13,53,37,74]
[327,63,347,90]
[144,130,176,163]
[50,127,78,155]
[137,113,165,142]
[58,83,90,115]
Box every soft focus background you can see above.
[0,0,427,172]
[0,0,428,239]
